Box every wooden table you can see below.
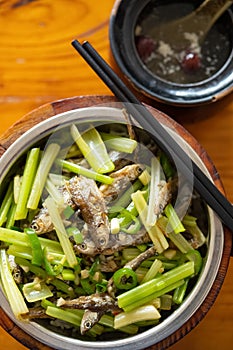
[0,1,232,349]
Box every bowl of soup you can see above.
[109,0,233,107]
[0,96,231,350]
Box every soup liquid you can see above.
[135,1,232,84]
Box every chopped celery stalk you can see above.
[22,280,53,302]
[159,151,175,179]
[58,159,113,185]
[62,269,75,281]
[0,250,29,319]
[45,178,64,207]
[0,182,13,226]
[15,148,40,220]
[131,191,168,252]
[117,261,194,310]
[141,259,163,284]
[46,306,83,327]
[0,227,63,254]
[157,216,192,253]
[44,197,77,268]
[173,278,189,305]
[70,124,115,174]
[6,202,17,229]
[123,280,185,312]
[146,157,162,226]
[182,215,197,227]
[160,294,173,310]
[100,131,138,153]
[15,257,47,279]
[46,306,103,336]
[114,305,161,329]
[164,203,185,234]
[138,169,151,186]
[100,314,138,334]
[13,175,22,204]
[25,228,43,266]
[186,249,203,275]
[27,143,60,210]
[49,173,67,186]
[111,179,143,213]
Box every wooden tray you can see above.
[0,95,231,350]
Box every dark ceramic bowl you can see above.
[109,0,233,107]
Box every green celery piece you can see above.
[123,280,185,312]
[146,157,161,226]
[27,143,60,210]
[58,159,113,185]
[173,278,190,305]
[100,131,137,153]
[114,304,161,329]
[22,280,53,302]
[0,250,29,319]
[131,190,168,252]
[71,124,115,174]
[0,182,13,226]
[44,196,78,268]
[6,202,17,229]
[14,148,40,220]
[117,261,194,310]
[164,203,185,234]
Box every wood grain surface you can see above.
[0,1,233,349]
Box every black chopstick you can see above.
[71,39,233,232]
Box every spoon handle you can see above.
[194,0,233,30]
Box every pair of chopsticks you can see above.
[71,39,233,232]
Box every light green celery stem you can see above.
[157,216,192,253]
[13,175,21,203]
[6,202,17,229]
[8,244,68,266]
[0,182,13,226]
[45,178,64,207]
[117,187,148,226]
[15,148,40,220]
[146,157,161,226]
[70,124,115,174]
[182,215,197,227]
[111,179,143,214]
[117,261,194,309]
[58,159,113,185]
[100,132,137,153]
[141,258,163,284]
[0,250,29,319]
[114,305,161,329]
[23,281,53,302]
[122,247,141,261]
[173,278,190,305]
[27,143,60,210]
[164,203,185,234]
[44,197,77,267]
[99,314,138,335]
[0,227,63,253]
[131,191,168,252]
[45,307,103,336]
[123,279,184,312]
[15,257,47,279]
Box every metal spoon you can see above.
[150,0,233,58]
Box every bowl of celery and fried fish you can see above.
[0,104,227,350]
